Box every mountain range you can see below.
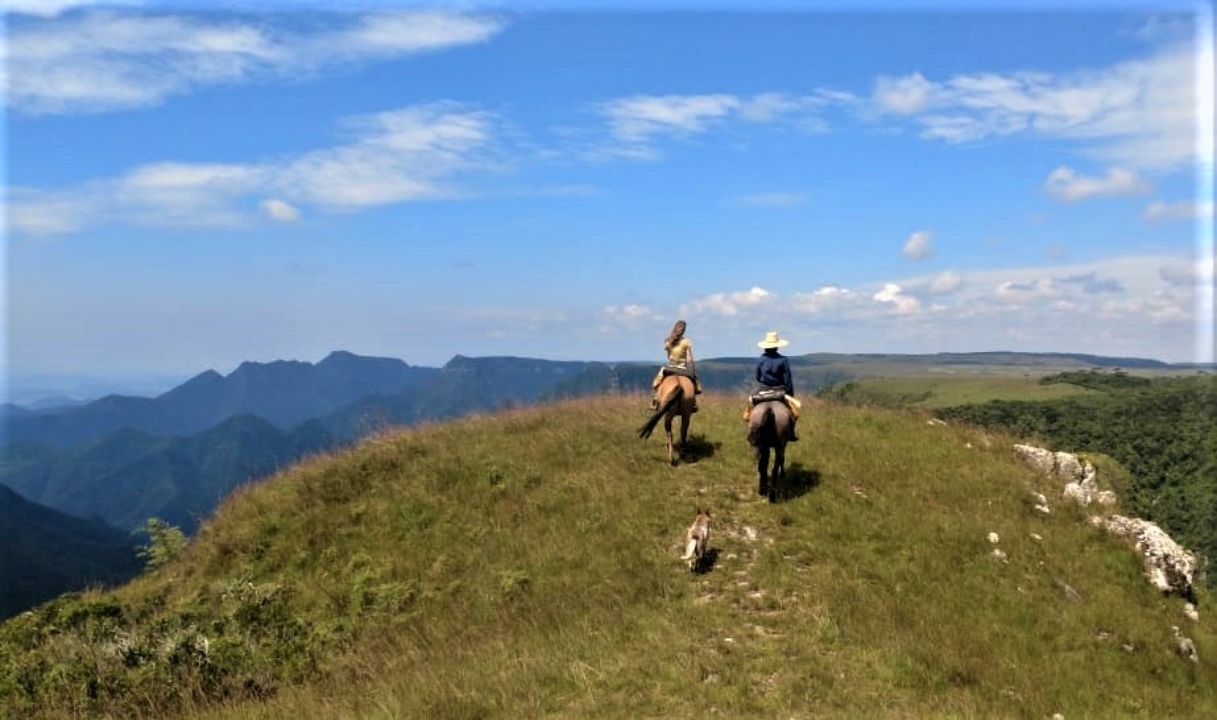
[1,348,1205,621]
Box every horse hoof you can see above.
[758,483,769,497]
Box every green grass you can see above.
[821,375,1099,408]
[2,394,1213,719]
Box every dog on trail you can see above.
[680,508,711,571]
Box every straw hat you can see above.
[757,330,789,349]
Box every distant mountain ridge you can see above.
[0,484,141,620]
[2,351,438,448]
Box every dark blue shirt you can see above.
[755,351,794,395]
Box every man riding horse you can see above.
[746,330,799,442]
[746,330,801,501]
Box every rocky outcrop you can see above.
[1014,444,1198,605]
[1091,515,1198,600]
[1012,444,1116,507]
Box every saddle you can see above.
[749,388,787,405]
[661,364,696,379]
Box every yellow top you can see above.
[666,338,693,365]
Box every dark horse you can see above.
[747,398,795,502]
[638,373,696,466]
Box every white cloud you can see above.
[600,94,740,144]
[1159,257,1216,287]
[679,287,773,317]
[738,90,854,129]
[994,278,1064,305]
[927,270,963,295]
[902,230,933,260]
[261,198,300,223]
[7,103,495,235]
[869,41,1207,172]
[873,283,921,314]
[5,188,95,236]
[873,72,937,114]
[2,10,505,115]
[0,0,125,17]
[789,285,866,316]
[277,105,493,208]
[1144,199,1215,221]
[598,303,664,333]
[1044,166,1152,202]
[595,90,849,158]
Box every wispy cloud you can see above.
[1144,199,1215,221]
[260,198,300,223]
[2,9,506,115]
[902,230,933,260]
[869,41,1207,172]
[8,103,497,236]
[595,90,851,158]
[1044,166,1153,202]
[597,94,741,157]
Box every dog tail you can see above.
[680,538,699,561]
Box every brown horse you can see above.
[747,399,795,502]
[638,373,696,466]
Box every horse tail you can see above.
[638,385,683,439]
[747,401,775,447]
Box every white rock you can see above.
[988,532,1000,544]
[1099,516,1197,598]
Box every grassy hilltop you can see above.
[2,393,1214,719]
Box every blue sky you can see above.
[3,0,1214,394]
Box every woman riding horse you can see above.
[651,320,702,412]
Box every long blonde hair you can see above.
[664,320,687,352]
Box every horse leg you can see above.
[665,415,676,466]
[769,444,785,503]
[757,446,771,496]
